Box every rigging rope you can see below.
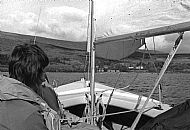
[130,32,184,130]
[102,72,121,119]
[144,43,159,74]
[60,106,157,123]
[141,40,164,107]
[82,54,89,80]
[153,36,156,54]
[33,6,42,45]
[144,38,165,107]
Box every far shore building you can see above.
[107,69,120,73]
[136,66,144,70]
[128,66,134,70]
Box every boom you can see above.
[95,21,190,45]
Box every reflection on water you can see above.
[47,72,190,106]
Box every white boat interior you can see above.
[55,79,172,129]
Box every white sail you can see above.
[94,0,190,39]
[95,21,190,60]
[95,38,144,60]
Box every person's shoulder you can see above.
[23,111,49,130]
[0,99,48,130]
[18,100,49,130]
[4,100,40,119]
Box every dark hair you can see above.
[9,44,49,92]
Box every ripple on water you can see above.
[47,72,190,106]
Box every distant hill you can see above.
[0,30,87,51]
[1,31,190,72]
[128,49,190,64]
[0,31,111,72]
[0,31,88,71]
[0,31,88,59]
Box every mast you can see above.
[88,0,96,125]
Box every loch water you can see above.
[47,72,190,106]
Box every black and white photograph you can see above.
[1,0,190,130]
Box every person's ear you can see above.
[41,72,46,83]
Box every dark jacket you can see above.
[140,99,190,130]
[0,75,99,130]
[41,83,60,113]
[0,75,55,130]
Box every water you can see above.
[47,72,190,106]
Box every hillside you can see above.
[0,31,109,72]
[1,31,190,72]
[129,49,190,64]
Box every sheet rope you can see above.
[60,106,157,123]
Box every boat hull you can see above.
[55,80,171,128]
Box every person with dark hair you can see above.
[8,44,61,113]
[0,44,98,130]
[9,44,49,93]
[0,44,60,130]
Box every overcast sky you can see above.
[0,0,190,53]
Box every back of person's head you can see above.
[9,44,49,92]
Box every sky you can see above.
[0,0,190,53]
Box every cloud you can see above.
[27,6,89,41]
[37,6,88,41]
[145,35,170,52]
[145,32,190,53]
[0,11,38,34]
[45,6,87,23]
[0,5,88,41]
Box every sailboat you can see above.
[54,0,190,129]
[55,23,190,130]
[0,0,190,129]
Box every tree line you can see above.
[1,54,190,73]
